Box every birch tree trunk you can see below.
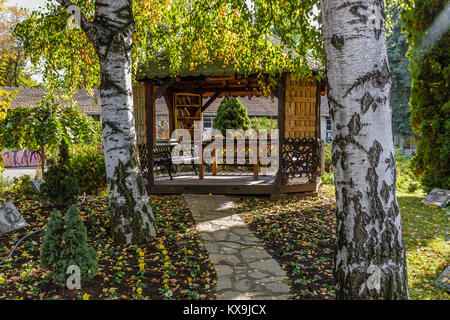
[320,0,409,299]
[58,0,156,243]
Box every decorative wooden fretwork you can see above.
[281,137,321,184]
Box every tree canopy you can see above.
[0,0,38,87]
[0,91,101,160]
[13,0,324,91]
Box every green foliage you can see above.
[13,0,323,90]
[70,144,106,195]
[401,0,450,191]
[249,117,277,131]
[323,143,333,173]
[40,140,80,207]
[386,7,413,138]
[321,172,334,185]
[0,91,101,165]
[394,148,423,193]
[213,97,251,135]
[10,175,35,197]
[0,56,15,122]
[40,205,98,287]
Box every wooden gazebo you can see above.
[133,60,325,197]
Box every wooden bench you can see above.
[154,140,199,180]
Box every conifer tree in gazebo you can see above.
[213,97,251,135]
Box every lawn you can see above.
[0,192,216,300]
[397,191,449,300]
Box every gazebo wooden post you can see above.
[273,73,286,198]
[145,79,155,187]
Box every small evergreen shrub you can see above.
[70,144,106,194]
[40,206,98,286]
[213,97,251,135]
[40,139,80,207]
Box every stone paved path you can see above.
[183,194,292,300]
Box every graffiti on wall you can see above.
[1,149,45,167]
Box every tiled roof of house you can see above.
[2,87,102,115]
[156,95,329,118]
[155,96,278,117]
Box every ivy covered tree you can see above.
[213,97,251,135]
[0,92,100,174]
[386,7,413,139]
[401,0,449,190]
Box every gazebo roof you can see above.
[137,54,322,81]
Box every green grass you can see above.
[319,181,449,300]
[398,190,449,300]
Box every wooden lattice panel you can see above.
[133,82,147,145]
[285,75,317,139]
[281,137,321,184]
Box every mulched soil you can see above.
[0,191,216,300]
[235,189,337,299]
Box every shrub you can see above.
[70,144,106,194]
[11,175,35,197]
[213,97,250,135]
[394,148,424,193]
[402,0,449,191]
[322,172,334,185]
[40,139,80,207]
[323,143,333,173]
[40,206,98,286]
[249,117,277,131]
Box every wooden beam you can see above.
[153,78,174,102]
[201,91,221,112]
[315,79,321,139]
[275,73,286,188]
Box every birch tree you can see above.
[320,0,409,299]
[55,0,157,243]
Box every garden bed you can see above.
[0,192,216,300]
[235,187,337,300]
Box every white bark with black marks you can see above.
[320,0,409,299]
[58,0,156,243]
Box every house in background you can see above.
[2,87,102,121]
[155,95,333,142]
[1,87,102,167]
[320,95,332,144]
